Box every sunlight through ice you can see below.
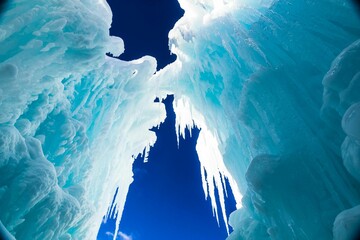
[173,97,242,234]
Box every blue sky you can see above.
[105,0,184,70]
[97,96,237,240]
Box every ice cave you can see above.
[0,0,360,239]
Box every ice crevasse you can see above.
[0,0,360,239]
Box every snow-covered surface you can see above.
[1,0,360,239]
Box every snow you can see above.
[1,0,360,239]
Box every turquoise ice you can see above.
[0,0,360,239]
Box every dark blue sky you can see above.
[106,0,184,70]
[97,96,236,240]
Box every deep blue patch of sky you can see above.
[105,0,184,70]
[97,95,237,240]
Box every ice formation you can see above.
[0,0,165,238]
[0,0,360,240]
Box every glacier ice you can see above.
[0,0,360,239]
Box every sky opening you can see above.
[105,0,184,70]
[97,95,237,239]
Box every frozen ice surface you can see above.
[0,0,165,238]
[333,205,360,240]
[1,0,360,239]
[166,0,360,239]
[0,220,15,240]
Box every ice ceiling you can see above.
[0,0,360,239]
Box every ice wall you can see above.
[324,39,360,240]
[155,0,360,239]
[1,0,360,239]
[0,0,166,239]
[0,0,243,238]
[0,220,15,240]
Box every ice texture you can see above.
[0,0,165,239]
[325,39,360,240]
[333,205,360,240]
[173,97,242,234]
[0,220,15,240]
[1,0,360,239]
[164,0,360,239]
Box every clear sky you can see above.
[97,96,237,240]
[105,0,184,70]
